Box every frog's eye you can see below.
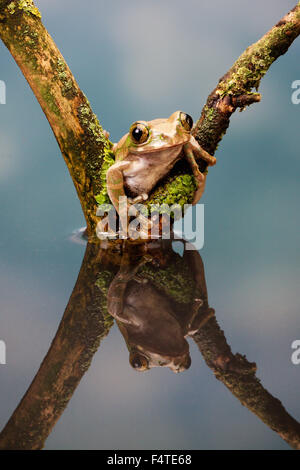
[130,123,149,144]
[179,112,193,131]
[129,352,149,371]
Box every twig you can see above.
[193,3,300,156]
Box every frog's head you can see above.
[113,111,194,159]
[117,315,192,373]
[128,347,191,374]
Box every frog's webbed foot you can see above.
[127,193,149,204]
[132,275,149,284]
[128,210,152,240]
[189,135,217,167]
[183,138,216,205]
[187,306,215,336]
[183,142,206,205]
[184,298,203,334]
[119,209,152,240]
[96,216,118,240]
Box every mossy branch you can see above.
[192,318,300,450]
[0,238,299,449]
[0,0,110,236]
[187,251,300,450]
[0,242,115,450]
[193,2,300,155]
[1,2,300,234]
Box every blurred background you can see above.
[0,0,299,449]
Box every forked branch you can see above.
[0,1,300,233]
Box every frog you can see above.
[105,111,216,235]
[107,249,214,373]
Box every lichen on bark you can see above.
[1,1,300,237]
[193,2,300,156]
[6,0,41,18]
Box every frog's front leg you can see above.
[183,143,206,204]
[107,254,153,321]
[106,161,131,235]
[183,138,216,204]
[106,162,151,238]
[189,135,217,167]
[106,161,130,211]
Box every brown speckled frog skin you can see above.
[107,250,214,373]
[106,111,216,231]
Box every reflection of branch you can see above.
[0,243,114,450]
[193,3,300,157]
[1,240,299,449]
[188,251,300,450]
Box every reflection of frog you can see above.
[106,111,216,229]
[107,245,214,373]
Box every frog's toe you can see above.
[208,155,217,166]
[192,178,206,204]
[128,193,149,204]
[128,195,143,204]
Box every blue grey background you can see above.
[0,0,299,449]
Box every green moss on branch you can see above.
[1,0,300,238]
[6,0,41,18]
[0,1,110,236]
[193,3,300,155]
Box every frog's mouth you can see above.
[130,141,185,154]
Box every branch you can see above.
[1,239,299,449]
[0,0,110,236]
[191,319,300,450]
[0,242,115,450]
[193,3,300,156]
[1,2,300,233]
[187,250,300,450]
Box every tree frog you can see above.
[106,111,216,229]
[107,253,192,372]
[107,249,214,373]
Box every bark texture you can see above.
[1,2,300,229]
[193,3,300,157]
[0,242,115,449]
[0,0,110,236]
[192,319,300,450]
[187,250,300,450]
[1,0,300,451]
